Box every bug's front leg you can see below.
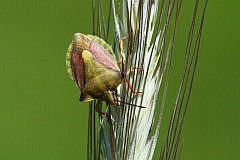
[117,37,128,65]
[126,67,143,75]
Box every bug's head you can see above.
[120,72,126,79]
[102,91,117,105]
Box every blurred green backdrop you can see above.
[0,0,239,160]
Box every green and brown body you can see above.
[66,33,124,104]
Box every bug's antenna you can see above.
[117,100,146,109]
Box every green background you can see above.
[0,0,239,159]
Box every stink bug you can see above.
[66,33,141,106]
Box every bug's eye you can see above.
[120,72,125,78]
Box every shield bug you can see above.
[66,33,142,106]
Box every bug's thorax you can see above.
[82,69,124,101]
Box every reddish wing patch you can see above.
[89,40,120,72]
[71,52,85,90]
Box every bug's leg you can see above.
[95,100,111,122]
[124,67,143,94]
[117,55,123,65]
[117,37,128,65]
[125,79,142,94]
[95,100,103,115]
[126,67,143,75]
